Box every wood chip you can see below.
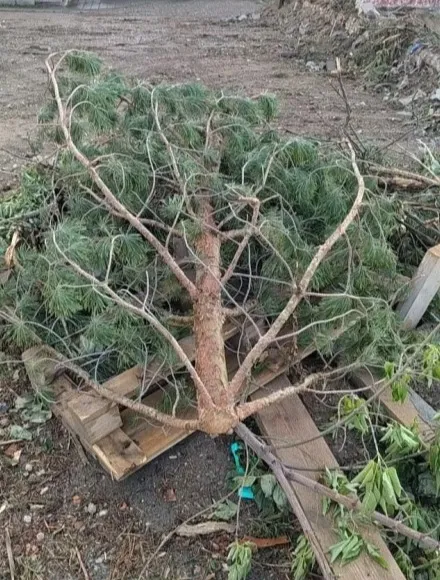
[242,535,290,549]
[176,521,235,537]
[5,528,15,580]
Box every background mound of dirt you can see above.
[263,0,440,135]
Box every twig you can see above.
[68,431,89,466]
[75,547,90,580]
[137,489,237,579]
[235,423,440,553]
[5,528,15,580]
[367,162,440,189]
[237,363,358,420]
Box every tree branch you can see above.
[39,345,200,431]
[51,233,213,407]
[45,54,197,300]
[228,142,365,398]
[235,423,440,553]
[236,364,358,420]
[221,198,260,285]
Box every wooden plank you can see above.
[351,369,433,439]
[66,321,240,439]
[399,244,440,329]
[97,359,291,480]
[92,429,147,480]
[251,376,405,580]
[67,393,122,444]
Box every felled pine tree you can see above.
[0,50,404,434]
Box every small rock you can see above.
[431,88,440,102]
[87,502,97,515]
[417,471,437,499]
[36,532,45,542]
[36,469,45,477]
[12,369,20,381]
[251,12,261,20]
[30,504,44,511]
[305,60,321,73]
[72,495,81,506]
[0,401,8,414]
[98,509,108,517]
[23,514,32,524]
[40,486,49,496]
[237,14,247,21]
[325,58,337,73]
[399,89,427,107]
[399,95,414,107]
[25,463,33,473]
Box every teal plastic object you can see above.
[230,442,254,500]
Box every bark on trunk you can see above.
[193,200,238,434]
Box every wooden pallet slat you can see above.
[351,369,434,440]
[66,321,240,443]
[252,375,405,580]
[398,243,440,329]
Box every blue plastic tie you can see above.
[230,442,254,500]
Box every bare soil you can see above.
[0,1,423,190]
[0,1,433,579]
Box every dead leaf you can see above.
[241,535,290,549]
[4,444,21,460]
[162,488,177,502]
[176,521,235,537]
[4,230,20,268]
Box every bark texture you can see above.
[193,200,238,434]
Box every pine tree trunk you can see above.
[193,199,238,434]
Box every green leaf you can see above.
[9,424,33,441]
[260,473,277,498]
[23,406,52,424]
[272,484,288,510]
[362,489,378,513]
[214,499,238,521]
[365,542,389,569]
[15,394,33,410]
[236,475,257,488]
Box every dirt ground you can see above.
[0,0,424,190]
[0,1,434,579]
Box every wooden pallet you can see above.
[22,334,411,578]
[22,347,406,578]
[22,318,320,480]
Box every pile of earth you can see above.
[262,0,440,137]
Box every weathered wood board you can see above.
[252,375,406,580]
[398,244,440,329]
[67,321,240,442]
[351,369,434,440]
